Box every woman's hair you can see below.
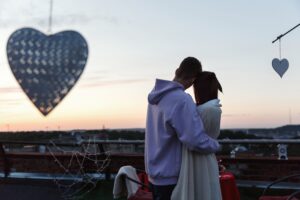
[193,71,222,105]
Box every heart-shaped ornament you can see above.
[7,27,88,116]
[272,58,289,78]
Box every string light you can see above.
[47,137,111,199]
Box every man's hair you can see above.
[193,71,223,105]
[176,57,202,80]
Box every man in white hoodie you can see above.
[145,57,220,200]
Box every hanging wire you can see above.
[279,38,281,59]
[47,0,53,33]
[272,23,300,43]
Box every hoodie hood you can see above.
[148,79,184,105]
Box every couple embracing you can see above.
[145,57,223,200]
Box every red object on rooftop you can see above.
[220,171,241,200]
[127,171,241,200]
[128,172,152,200]
[137,173,150,192]
[128,188,152,200]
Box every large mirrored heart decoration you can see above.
[272,58,289,78]
[7,27,88,116]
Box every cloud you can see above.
[0,0,121,28]
[0,14,119,29]
[0,98,22,106]
[82,70,111,81]
[81,79,150,88]
[0,87,21,93]
[41,14,120,27]
[223,113,250,118]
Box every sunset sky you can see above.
[0,0,300,131]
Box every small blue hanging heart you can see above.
[272,58,289,78]
[7,27,88,116]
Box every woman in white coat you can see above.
[171,71,223,200]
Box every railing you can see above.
[1,138,300,146]
[219,139,300,144]
[0,139,146,180]
[1,139,300,186]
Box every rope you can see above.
[48,0,53,33]
[279,38,281,59]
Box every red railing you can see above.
[1,139,300,184]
